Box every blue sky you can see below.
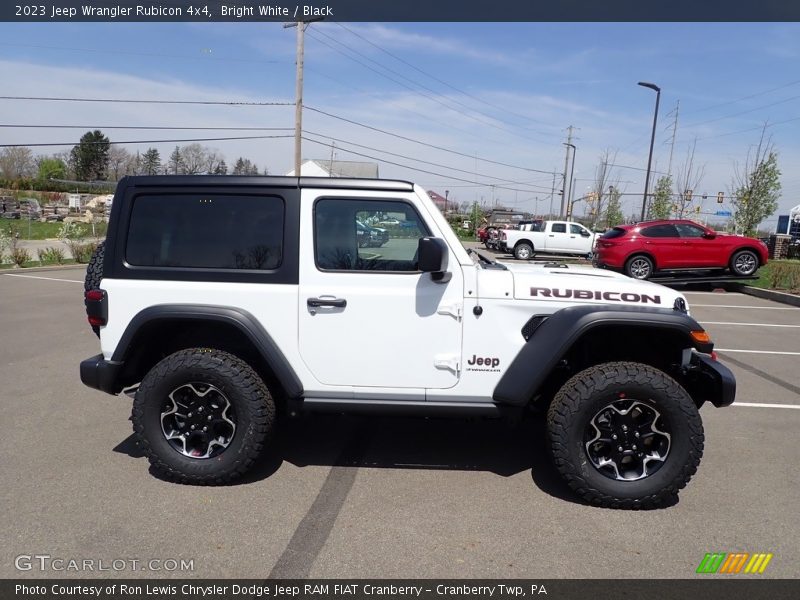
[1,22,799,227]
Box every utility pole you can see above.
[293,21,305,176]
[285,17,323,176]
[666,99,680,178]
[328,140,335,176]
[560,126,575,217]
[549,170,557,217]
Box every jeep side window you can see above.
[126,194,284,270]
[314,199,429,272]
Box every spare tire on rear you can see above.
[84,241,105,337]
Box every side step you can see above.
[290,398,518,418]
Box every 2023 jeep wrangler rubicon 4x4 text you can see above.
[81,176,735,509]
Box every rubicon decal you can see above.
[466,355,501,373]
[696,552,773,574]
[530,287,661,304]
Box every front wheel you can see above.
[132,348,275,484]
[625,254,654,280]
[514,242,534,260]
[547,362,704,509]
[730,249,758,276]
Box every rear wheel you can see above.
[730,249,758,276]
[547,361,704,509]
[624,254,654,280]
[132,348,275,484]
[514,242,534,260]
[83,241,105,336]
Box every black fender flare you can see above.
[493,304,711,407]
[111,304,304,399]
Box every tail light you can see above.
[84,289,108,328]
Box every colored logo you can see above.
[696,552,773,574]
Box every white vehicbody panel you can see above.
[297,187,464,393]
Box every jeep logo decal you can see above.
[530,287,661,304]
[466,355,501,373]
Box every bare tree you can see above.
[180,143,205,174]
[0,147,36,179]
[107,146,133,181]
[674,139,705,218]
[590,149,618,228]
[203,148,225,174]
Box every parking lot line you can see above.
[2,273,83,284]
[716,349,800,355]
[703,322,800,328]
[734,402,800,410]
[691,304,800,310]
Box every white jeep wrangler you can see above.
[81,176,734,509]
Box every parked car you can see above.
[593,219,769,280]
[356,220,389,248]
[499,220,596,260]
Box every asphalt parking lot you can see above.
[1,266,798,579]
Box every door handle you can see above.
[307,297,347,308]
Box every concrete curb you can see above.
[0,263,85,274]
[727,283,800,308]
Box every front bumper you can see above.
[686,353,736,407]
[80,354,124,395]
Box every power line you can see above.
[306,28,553,144]
[0,96,292,106]
[303,105,557,175]
[694,115,800,141]
[0,134,294,148]
[304,130,554,192]
[302,136,553,194]
[683,94,800,129]
[683,78,800,116]
[0,124,293,131]
[333,22,558,132]
[0,42,286,65]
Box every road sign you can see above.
[715,210,732,216]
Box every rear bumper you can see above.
[688,353,736,407]
[80,354,123,395]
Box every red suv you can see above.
[594,219,769,280]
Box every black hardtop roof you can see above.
[116,175,414,192]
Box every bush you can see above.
[37,246,65,265]
[70,242,97,264]
[10,246,31,267]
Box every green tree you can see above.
[168,146,184,175]
[36,156,67,180]
[141,148,161,175]
[732,140,781,237]
[603,186,624,228]
[69,130,110,181]
[649,175,673,220]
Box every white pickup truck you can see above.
[498,220,598,260]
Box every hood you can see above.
[502,262,687,310]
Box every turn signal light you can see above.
[690,330,711,344]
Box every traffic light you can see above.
[684,189,693,201]
[717,192,724,204]
[695,205,701,213]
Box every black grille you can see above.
[522,315,548,341]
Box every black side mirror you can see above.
[418,237,450,282]
[580,230,591,237]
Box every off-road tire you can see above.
[547,361,704,509]
[514,242,534,260]
[729,249,758,276]
[624,254,654,280]
[132,348,275,485]
[83,241,105,336]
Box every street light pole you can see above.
[444,189,449,216]
[638,81,661,221]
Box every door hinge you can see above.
[437,303,463,321]
[434,354,461,374]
